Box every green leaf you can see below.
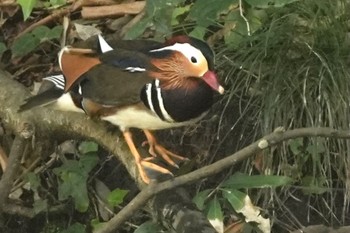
[193,189,211,210]
[32,26,51,43]
[55,170,90,212]
[60,223,85,233]
[31,25,62,42]
[48,25,63,40]
[301,176,328,195]
[222,173,293,189]
[79,141,98,154]
[306,143,325,155]
[125,0,185,39]
[26,172,40,191]
[91,219,106,232]
[124,17,152,39]
[189,26,207,40]
[53,154,98,212]
[107,188,129,207]
[18,0,37,20]
[33,199,48,214]
[134,221,162,233]
[288,138,303,155]
[79,152,99,174]
[207,197,223,232]
[50,0,66,7]
[188,0,238,27]
[244,0,299,8]
[11,33,40,57]
[172,5,191,26]
[0,42,6,55]
[222,189,246,211]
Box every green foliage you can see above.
[134,221,162,233]
[188,0,238,38]
[11,25,63,57]
[18,0,66,20]
[18,0,37,20]
[193,172,290,228]
[207,196,223,222]
[59,223,85,233]
[188,0,236,25]
[49,0,66,7]
[33,199,48,214]
[222,173,293,189]
[222,189,246,210]
[125,0,186,39]
[244,0,299,8]
[53,152,99,212]
[78,141,98,154]
[301,176,328,195]
[125,0,300,45]
[91,219,106,232]
[0,42,6,55]
[193,189,211,210]
[26,172,41,191]
[107,188,129,207]
[215,0,350,226]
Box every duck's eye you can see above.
[191,56,197,63]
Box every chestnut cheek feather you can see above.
[202,71,224,94]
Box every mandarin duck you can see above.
[20,35,224,183]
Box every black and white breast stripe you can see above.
[141,79,175,122]
[43,74,65,90]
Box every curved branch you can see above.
[96,127,350,233]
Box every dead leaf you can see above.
[236,196,271,233]
[74,23,102,41]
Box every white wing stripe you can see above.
[125,67,146,72]
[155,80,174,122]
[43,75,65,89]
[146,83,155,113]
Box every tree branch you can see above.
[95,127,350,233]
[81,1,145,19]
[0,128,32,227]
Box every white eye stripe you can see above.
[150,43,204,65]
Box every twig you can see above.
[0,0,16,7]
[81,0,124,6]
[2,202,67,218]
[15,0,84,40]
[81,1,145,19]
[239,0,251,36]
[95,127,350,233]
[0,127,33,225]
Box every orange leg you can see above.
[142,130,189,168]
[123,131,173,184]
